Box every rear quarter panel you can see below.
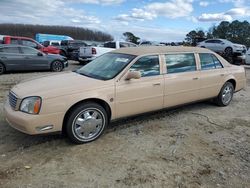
[226,65,246,91]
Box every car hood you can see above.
[11,72,113,99]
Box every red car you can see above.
[3,36,60,54]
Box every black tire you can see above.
[51,60,63,72]
[65,102,108,144]
[60,50,66,57]
[225,47,233,56]
[0,63,5,75]
[214,82,234,106]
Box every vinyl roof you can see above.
[112,46,213,56]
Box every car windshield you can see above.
[76,53,136,80]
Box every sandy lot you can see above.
[0,61,249,188]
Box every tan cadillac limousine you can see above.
[4,46,246,144]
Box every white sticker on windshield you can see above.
[116,58,129,63]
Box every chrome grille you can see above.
[9,91,18,110]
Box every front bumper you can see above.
[4,101,64,135]
[78,56,95,62]
[64,61,68,68]
[68,51,79,60]
[234,47,246,54]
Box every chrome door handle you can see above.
[220,74,225,76]
[153,83,161,86]
[193,77,199,80]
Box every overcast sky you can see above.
[0,0,250,42]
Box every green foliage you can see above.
[123,32,140,44]
[212,20,250,47]
[185,29,206,46]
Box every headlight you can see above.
[20,97,42,114]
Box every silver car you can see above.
[197,39,245,55]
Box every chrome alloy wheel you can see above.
[52,61,63,72]
[222,85,233,105]
[72,108,105,141]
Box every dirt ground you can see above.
[0,61,249,188]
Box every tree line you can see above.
[0,23,113,41]
[185,20,250,47]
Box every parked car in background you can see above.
[3,36,60,55]
[78,41,137,63]
[0,45,68,74]
[197,39,246,55]
[58,40,87,60]
[139,41,164,46]
[4,46,246,144]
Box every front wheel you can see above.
[65,102,108,144]
[51,61,63,72]
[215,82,234,106]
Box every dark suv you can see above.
[44,40,87,60]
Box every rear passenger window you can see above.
[2,47,20,53]
[165,53,196,74]
[130,55,160,77]
[199,53,223,70]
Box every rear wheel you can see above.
[51,61,63,72]
[215,82,234,106]
[225,47,233,56]
[0,63,5,75]
[65,102,108,144]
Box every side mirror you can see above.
[126,71,141,80]
[37,52,43,56]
